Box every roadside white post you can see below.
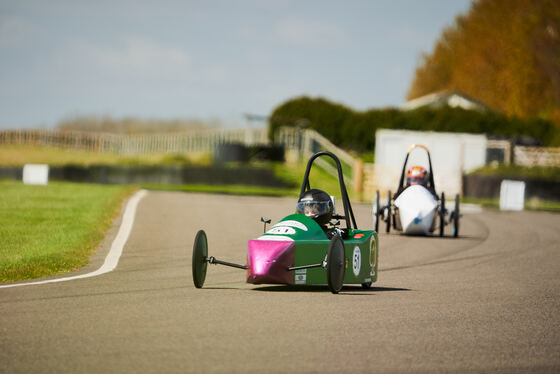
[22,164,49,185]
[499,179,525,211]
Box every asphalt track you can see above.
[1,191,559,373]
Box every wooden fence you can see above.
[0,128,269,154]
[514,146,560,167]
[0,127,366,191]
[485,140,560,167]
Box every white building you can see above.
[402,91,488,112]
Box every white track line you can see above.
[0,189,148,289]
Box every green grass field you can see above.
[0,181,136,283]
[0,144,347,197]
[0,144,212,166]
[462,196,560,212]
[141,161,351,199]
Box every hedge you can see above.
[269,96,560,152]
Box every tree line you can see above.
[269,96,559,152]
[408,0,560,126]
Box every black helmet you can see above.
[296,189,334,226]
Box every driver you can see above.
[296,189,334,227]
[406,165,429,187]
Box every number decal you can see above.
[352,246,361,276]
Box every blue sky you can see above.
[0,0,472,129]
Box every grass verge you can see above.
[462,196,560,212]
[0,180,137,283]
[470,164,560,181]
[142,161,354,200]
[0,145,354,199]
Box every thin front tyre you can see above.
[192,230,208,288]
[386,191,392,233]
[439,192,445,237]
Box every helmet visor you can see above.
[408,176,426,185]
[296,200,331,218]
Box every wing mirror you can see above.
[261,217,271,233]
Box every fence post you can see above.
[353,158,363,194]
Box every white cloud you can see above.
[274,18,350,47]
[76,37,191,79]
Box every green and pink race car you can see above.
[191,151,379,294]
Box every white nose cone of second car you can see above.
[394,185,438,235]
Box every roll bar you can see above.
[299,151,357,231]
[395,144,437,198]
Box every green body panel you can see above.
[257,214,379,286]
[293,231,378,285]
[258,214,326,241]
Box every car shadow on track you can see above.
[251,285,411,294]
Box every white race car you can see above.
[373,144,460,237]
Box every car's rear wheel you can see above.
[192,230,208,288]
[326,236,345,294]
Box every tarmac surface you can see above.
[1,190,559,373]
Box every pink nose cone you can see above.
[246,240,295,285]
